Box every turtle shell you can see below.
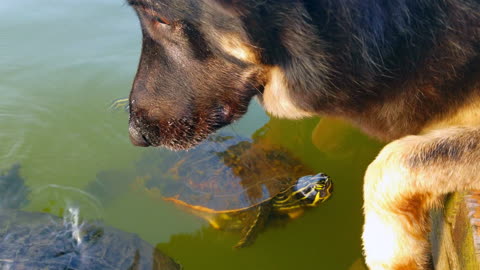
[142,134,313,212]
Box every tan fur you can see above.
[362,120,480,269]
[262,67,314,119]
[219,35,259,63]
[423,93,480,133]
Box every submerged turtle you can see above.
[138,134,333,248]
[0,164,181,270]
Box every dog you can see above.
[125,0,480,269]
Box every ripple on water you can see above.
[28,184,104,223]
[0,86,56,156]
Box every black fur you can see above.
[126,0,479,145]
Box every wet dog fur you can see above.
[125,0,480,269]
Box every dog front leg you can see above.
[362,127,480,270]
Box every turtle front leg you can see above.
[234,204,271,248]
[362,127,480,270]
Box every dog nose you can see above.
[213,104,235,129]
[128,121,150,147]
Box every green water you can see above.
[1,1,384,269]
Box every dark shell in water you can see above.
[0,164,181,270]
[140,134,313,212]
[0,210,181,270]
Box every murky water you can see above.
[1,1,384,269]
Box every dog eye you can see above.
[154,16,171,25]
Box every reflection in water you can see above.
[348,258,368,270]
[311,117,385,161]
[0,210,181,270]
[126,134,332,248]
[312,117,359,158]
[65,207,83,245]
[0,164,29,209]
[86,169,138,206]
[0,165,181,270]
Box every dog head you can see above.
[127,0,325,150]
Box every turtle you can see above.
[0,164,181,270]
[137,134,333,248]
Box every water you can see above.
[0,1,384,269]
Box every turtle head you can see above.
[272,173,332,212]
[293,173,332,207]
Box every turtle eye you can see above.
[315,178,330,190]
[315,183,325,191]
